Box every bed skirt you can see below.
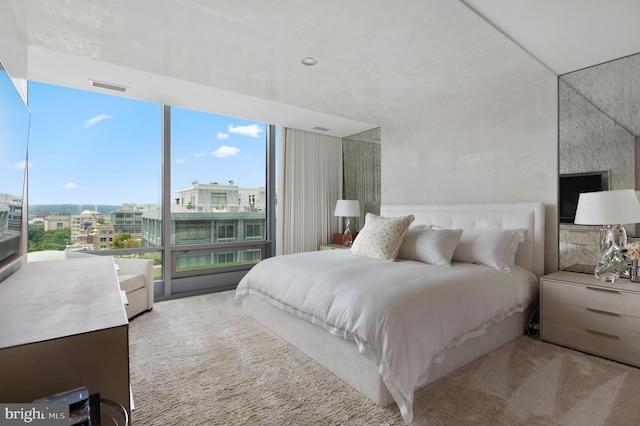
[241,294,535,407]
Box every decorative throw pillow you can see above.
[452,228,526,271]
[397,226,463,266]
[351,213,415,261]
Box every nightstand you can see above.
[540,270,640,367]
[319,244,351,250]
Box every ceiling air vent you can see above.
[312,126,330,132]
[89,80,128,93]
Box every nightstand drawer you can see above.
[543,300,640,339]
[542,320,640,367]
[543,280,640,318]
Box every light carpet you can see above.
[129,291,640,425]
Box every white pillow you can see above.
[452,229,526,271]
[397,226,463,266]
[351,213,415,261]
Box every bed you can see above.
[235,203,544,424]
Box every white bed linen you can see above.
[235,249,538,424]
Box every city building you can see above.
[70,209,102,250]
[173,181,265,213]
[110,203,152,241]
[44,215,71,232]
[144,182,267,269]
[93,221,115,249]
[0,193,22,237]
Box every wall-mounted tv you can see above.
[0,61,30,270]
[559,171,610,223]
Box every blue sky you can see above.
[27,82,267,206]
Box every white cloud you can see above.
[62,182,78,190]
[193,152,207,157]
[211,145,241,158]
[84,113,112,128]
[228,124,262,138]
[175,158,186,165]
[217,132,229,139]
[11,160,30,170]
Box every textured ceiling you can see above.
[463,0,640,75]
[6,0,640,137]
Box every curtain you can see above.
[277,128,342,255]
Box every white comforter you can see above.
[235,249,538,424]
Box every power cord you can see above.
[525,303,540,338]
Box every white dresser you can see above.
[540,270,640,367]
[0,256,130,417]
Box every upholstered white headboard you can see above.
[381,203,545,276]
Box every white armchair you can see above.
[114,257,154,319]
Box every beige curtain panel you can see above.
[277,128,343,255]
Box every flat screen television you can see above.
[0,61,30,271]
[559,171,609,223]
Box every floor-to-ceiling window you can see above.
[27,82,275,299]
[27,82,164,282]
[165,106,271,295]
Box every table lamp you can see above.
[574,189,640,282]
[334,200,361,246]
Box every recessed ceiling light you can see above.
[301,57,318,66]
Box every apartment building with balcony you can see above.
[0,193,22,237]
[143,181,267,270]
[110,203,152,241]
[174,180,265,212]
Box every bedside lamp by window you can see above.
[574,189,640,282]
[334,200,360,246]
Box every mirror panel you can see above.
[559,53,640,273]
[342,127,381,231]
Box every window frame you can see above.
[26,89,276,299]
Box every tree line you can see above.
[28,226,141,252]
[28,226,71,252]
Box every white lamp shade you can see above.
[334,200,360,217]
[574,189,640,225]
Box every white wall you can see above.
[381,76,559,273]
